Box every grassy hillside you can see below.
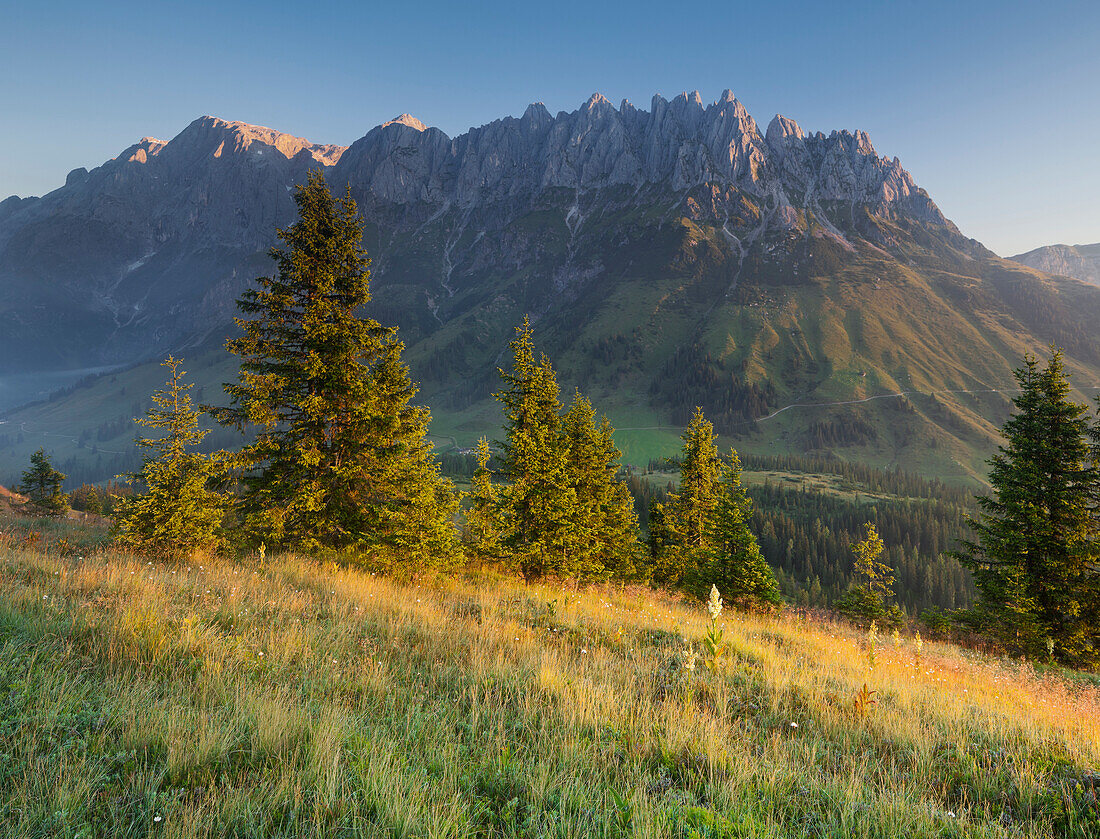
[2,524,1098,837]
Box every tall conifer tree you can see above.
[494,318,577,579]
[653,408,722,586]
[672,408,722,548]
[115,357,226,556]
[956,351,1099,665]
[215,171,458,563]
[648,409,778,606]
[464,437,505,565]
[706,449,781,607]
[835,522,903,626]
[561,392,639,579]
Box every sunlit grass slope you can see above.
[2,537,1098,837]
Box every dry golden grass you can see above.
[1,539,1098,837]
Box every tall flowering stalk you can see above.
[703,585,728,671]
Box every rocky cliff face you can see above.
[333,91,949,225]
[0,91,985,373]
[1011,243,1100,287]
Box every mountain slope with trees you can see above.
[3,93,1100,484]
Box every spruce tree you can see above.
[654,408,722,586]
[84,487,103,516]
[1089,398,1100,650]
[673,408,722,548]
[463,438,505,565]
[215,171,459,563]
[853,523,894,601]
[646,499,673,573]
[115,357,226,556]
[706,449,781,608]
[494,318,577,579]
[19,448,67,516]
[956,351,1099,665]
[561,392,639,579]
[835,522,903,627]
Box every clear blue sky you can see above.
[2,0,1097,255]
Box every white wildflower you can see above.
[681,646,698,672]
[706,585,723,621]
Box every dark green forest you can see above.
[630,456,976,615]
[446,448,977,614]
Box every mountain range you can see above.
[2,91,1100,485]
[1010,242,1100,287]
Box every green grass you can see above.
[1,534,1098,838]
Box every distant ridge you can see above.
[1010,242,1100,287]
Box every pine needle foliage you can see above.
[463,438,505,564]
[852,523,894,601]
[705,450,781,608]
[836,523,903,627]
[652,408,722,587]
[492,319,639,581]
[650,410,779,607]
[214,171,459,564]
[494,319,577,580]
[956,351,1100,666]
[561,392,640,580]
[673,408,723,552]
[114,357,226,556]
[18,448,67,516]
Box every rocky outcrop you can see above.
[1011,243,1100,287]
[331,90,947,226]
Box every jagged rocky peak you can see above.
[382,113,428,132]
[175,115,346,165]
[523,101,551,119]
[766,114,805,145]
[326,89,947,222]
[7,90,948,237]
[584,92,614,111]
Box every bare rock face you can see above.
[0,91,968,372]
[331,89,948,222]
[1011,243,1100,287]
